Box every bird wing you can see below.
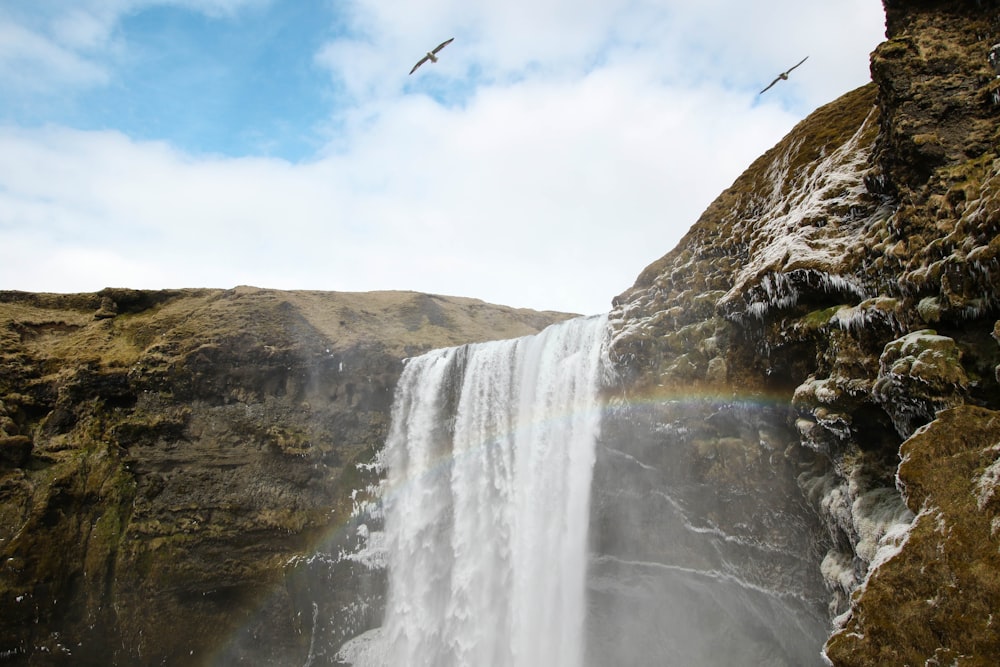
[431,37,454,55]
[759,77,781,95]
[409,55,430,75]
[759,56,808,94]
[785,55,808,75]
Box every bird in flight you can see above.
[410,38,455,75]
[759,56,809,94]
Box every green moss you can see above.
[801,305,847,331]
[827,407,1000,665]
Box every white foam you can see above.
[372,315,610,667]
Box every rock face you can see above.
[0,287,570,665]
[3,1,1000,665]
[601,0,1000,664]
[824,406,1000,665]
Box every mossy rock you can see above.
[825,406,1000,665]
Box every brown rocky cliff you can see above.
[605,0,1000,664]
[0,287,571,665]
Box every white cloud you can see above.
[0,21,109,90]
[0,0,886,314]
[0,65,797,313]
[317,0,884,103]
[0,0,271,95]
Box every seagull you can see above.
[409,38,455,75]
[759,56,808,95]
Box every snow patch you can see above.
[821,550,858,596]
[852,486,914,564]
[833,297,902,335]
[720,108,880,319]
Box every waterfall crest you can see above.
[370,315,608,667]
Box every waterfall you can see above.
[347,315,608,667]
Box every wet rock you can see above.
[872,330,970,438]
[825,406,1000,665]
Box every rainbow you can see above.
[208,381,801,664]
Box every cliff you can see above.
[0,287,570,664]
[4,0,1000,664]
[604,0,1000,664]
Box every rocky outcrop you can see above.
[601,0,1000,663]
[0,287,570,665]
[824,405,1000,665]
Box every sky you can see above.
[0,0,887,316]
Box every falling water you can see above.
[349,315,608,667]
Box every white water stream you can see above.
[340,315,608,667]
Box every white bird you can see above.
[759,56,808,94]
[409,38,455,75]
